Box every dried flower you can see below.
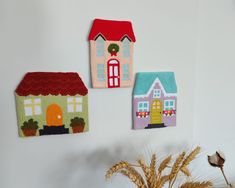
[208,151,232,188]
[208,151,225,168]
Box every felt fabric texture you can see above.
[133,72,177,96]
[15,72,89,137]
[88,19,136,42]
[88,19,136,88]
[15,72,88,96]
[133,72,177,130]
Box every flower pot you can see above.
[72,125,84,133]
[22,129,37,136]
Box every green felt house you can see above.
[15,72,89,137]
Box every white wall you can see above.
[2,0,234,187]
[193,0,235,182]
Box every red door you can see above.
[107,59,120,88]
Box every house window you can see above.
[153,89,161,98]
[138,101,149,112]
[164,100,175,110]
[24,98,41,116]
[97,64,105,81]
[67,97,82,112]
[122,37,130,58]
[122,64,130,80]
[96,36,105,57]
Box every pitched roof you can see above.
[88,19,136,42]
[133,72,177,96]
[15,72,88,96]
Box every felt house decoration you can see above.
[133,72,177,129]
[15,72,89,137]
[88,19,136,88]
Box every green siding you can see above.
[15,94,89,137]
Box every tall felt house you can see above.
[133,72,177,129]
[15,72,89,137]
[88,19,136,88]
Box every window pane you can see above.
[114,66,118,76]
[164,100,175,110]
[24,99,32,105]
[122,38,130,58]
[96,37,104,57]
[138,102,149,112]
[114,78,118,86]
[67,97,74,103]
[109,78,113,86]
[34,106,41,115]
[34,98,41,104]
[97,64,105,81]
[67,104,74,113]
[76,104,82,112]
[76,97,82,103]
[122,64,130,80]
[24,107,33,116]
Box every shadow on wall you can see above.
[44,139,189,188]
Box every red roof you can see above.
[88,19,136,42]
[15,72,88,96]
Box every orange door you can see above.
[46,104,63,126]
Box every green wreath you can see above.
[108,43,119,55]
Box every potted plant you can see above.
[21,118,39,136]
[70,117,85,133]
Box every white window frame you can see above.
[164,100,175,110]
[67,97,83,113]
[122,64,130,80]
[96,36,105,57]
[24,98,42,116]
[122,37,130,58]
[138,101,149,112]
[97,64,105,81]
[153,89,161,98]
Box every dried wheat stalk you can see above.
[155,175,170,188]
[181,166,191,177]
[105,147,212,188]
[120,170,147,188]
[105,161,129,179]
[106,161,147,188]
[180,181,212,188]
[169,152,186,181]
[150,154,157,187]
[182,147,201,168]
[158,155,172,174]
[169,151,186,188]
[125,165,147,187]
[138,158,154,188]
[179,147,201,177]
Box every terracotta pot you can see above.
[72,125,84,133]
[22,129,37,136]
